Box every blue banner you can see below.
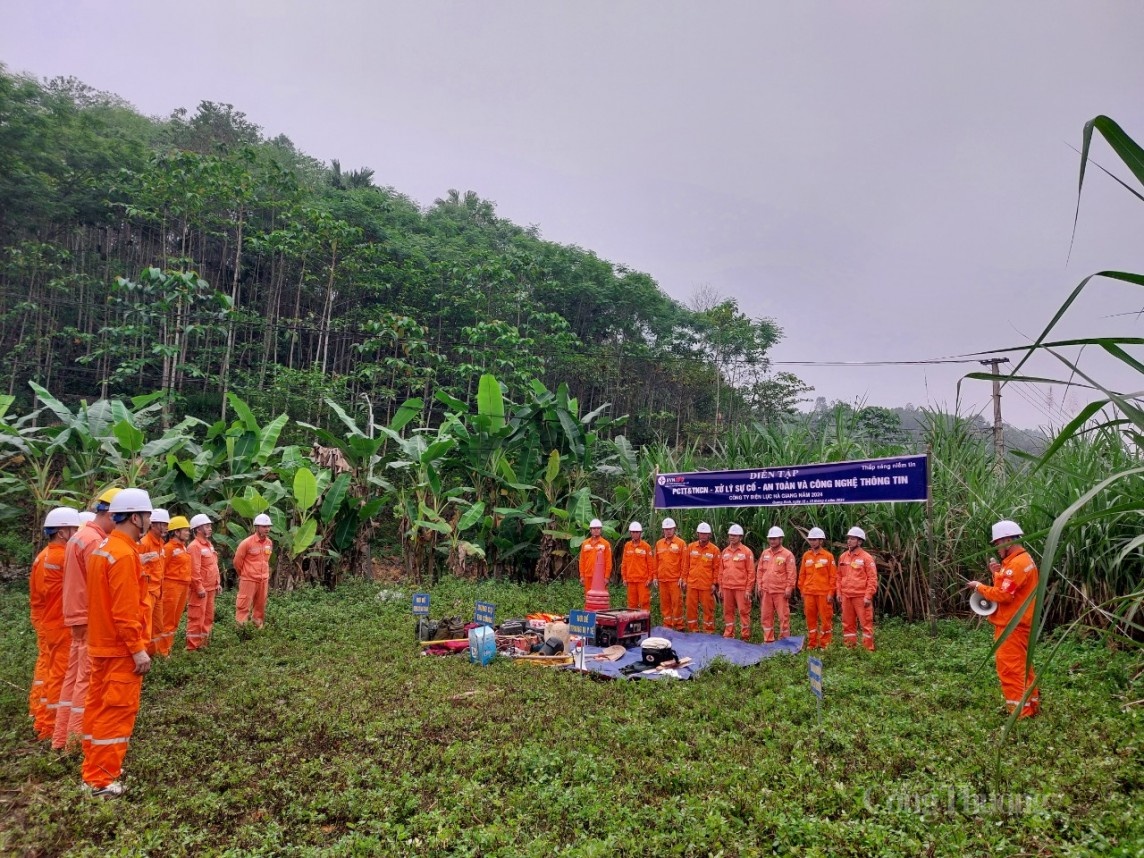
[474,601,496,626]
[653,454,928,509]
[568,609,597,637]
[412,593,430,616]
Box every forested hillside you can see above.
[0,67,795,442]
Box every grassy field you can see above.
[1,579,1140,857]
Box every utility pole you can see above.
[980,357,1009,475]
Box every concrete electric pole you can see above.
[980,357,1010,475]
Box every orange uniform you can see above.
[29,542,70,739]
[157,538,192,656]
[52,522,107,750]
[654,535,687,630]
[837,547,878,651]
[719,543,755,640]
[578,536,613,589]
[234,533,273,627]
[186,535,220,651]
[138,530,165,654]
[799,548,837,649]
[683,541,721,633]
[82,529,148,789]
[621,539,655,612]
[756,546,797,642]
[977,548,1040,718]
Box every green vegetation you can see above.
[1,580,1139,856]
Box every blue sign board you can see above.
[808,656,823,700]
[412,593,430,616]
[474,600,496,626]
[568,609,596,637]
[653,454,928,509]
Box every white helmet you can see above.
[150,508,170,524]
[696,522,712,534]
[254,513,273,526]
[589,518,603,529]
[44,507,81,528]
[190,513,212,530]
[807,527,826,540]
[629,521,643,532]
[79,511,96,524]
[661,517,677,529]
[728,524,744,536]
[109,488,153,514]
[767,526,785,539]
[991,520,1023,542]
[847,526,866,541]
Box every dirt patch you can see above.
[370,557,405,582]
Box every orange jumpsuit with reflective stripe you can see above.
[157,539,192,656]
[798,548,837,649]
[187,536,220,651]
[756,546,797,642]
[621,539,654,612]
[654,536,687,630]
[719,544,755,640]
[29,542,70,739]
[138,530,165,654]
[977,547,1041,718]
[234,533,273,627]
[82,529,148,789]
[578,537,613,590]
[837,547,878,651]
[683,541,721,633]
[52,522,107,749]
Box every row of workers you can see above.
[27,489,275,797]
[579,515,1042,719]
[578,518,878,650]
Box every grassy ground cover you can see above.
[1,579,1140,857]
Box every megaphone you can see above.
[969,590,998,617]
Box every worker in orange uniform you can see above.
[234,512,274,628]
[29,507,81,739]
[719,524,755,640]
[837,526,878,651]
[966,520,1041,719]
[138,508,168,655]
[798,527,837,649]
[756,526,797,642]
[683,522,721,633]
[52,488,120,751]
[156,516,192,656]
[82,488,153,798]
[654,517,686,630]
[620,522,654,611]
[578,518,613,596]
[186,513,220,651]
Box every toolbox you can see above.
[593,609,651,647]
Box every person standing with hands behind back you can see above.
[798,527,837,649]
[234,512,274,629]
[186,514,220,652]
[836,526,878,651]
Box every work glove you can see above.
[132,649,152,676]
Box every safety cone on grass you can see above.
[585,546,611,612]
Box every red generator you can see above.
[594,609,651,648]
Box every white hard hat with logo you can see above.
[767,526,785,539]
[728,524,744,536]
[629,521,642,532]
[589,518,603,529]
[807,527,826,540]
[847,526,866,541]
[696,522,712,534]
[254,513,273,526]
[190,513,212,530]
[661,517,677,529]
[150,508,170,524]
[109,488,153,514]
[991,520,1023,542]
[44,507,81,528]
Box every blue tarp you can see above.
[567,626,803,680]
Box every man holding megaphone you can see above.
[965,520,1041,719]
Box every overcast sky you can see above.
[4,1,1142,429]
